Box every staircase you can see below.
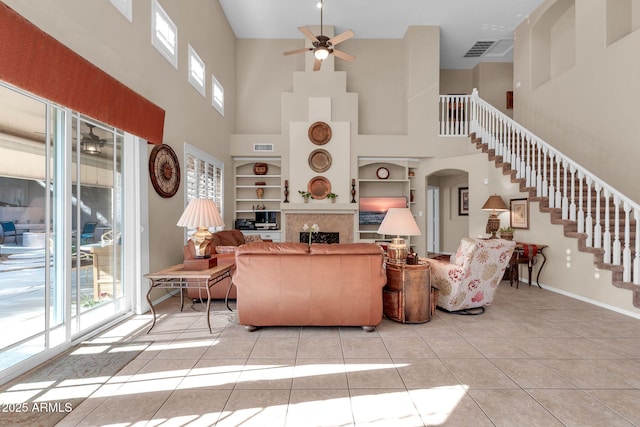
[440,90,640,308]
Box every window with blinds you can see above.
[184,144,224,232]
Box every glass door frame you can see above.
[0,81,146,384]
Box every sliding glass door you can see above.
[0,82,131,381]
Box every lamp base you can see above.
[486,215,501,239]
[386,237,408,264]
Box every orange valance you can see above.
[0,1,164,144]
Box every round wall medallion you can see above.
[376,166,390,180]
[149,144,180,198]
[308,121,332,145]
[308,176,331,200]
[308,149,332,172]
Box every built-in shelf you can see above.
[234,158,282,226]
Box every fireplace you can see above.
[285,213,355,243]
[300,232,339,244]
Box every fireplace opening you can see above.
[300,232,339,244]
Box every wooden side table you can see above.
[383,262,431,323]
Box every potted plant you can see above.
[499,227,514,240]
[326,192,338,203]
[298,190,311,203]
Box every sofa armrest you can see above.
[213,253,236,265]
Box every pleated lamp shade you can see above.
[377,208,421,237]
[176,198,224,228]
[377,208,421,263]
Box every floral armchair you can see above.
[425,238,516,314]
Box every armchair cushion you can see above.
[426,238,515,312]
[452,237,475,266]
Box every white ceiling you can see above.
[219,0,544,69]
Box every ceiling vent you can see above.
[253,143,274,152]
[483,39,514,57]
[464,41,496,58]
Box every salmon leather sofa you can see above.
[233,242,386,331]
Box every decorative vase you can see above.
[331,198,336,203]
[500,232,513,241]
[304,197,309,204]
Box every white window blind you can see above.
[212,75,224,116]
[151,0,178,69]
[185,144,224,231]
[188,44,206,96]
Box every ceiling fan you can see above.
[283,0,355,71]
[80,124,107,154]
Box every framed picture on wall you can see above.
[510,198,529,229]
[458,187,469,216]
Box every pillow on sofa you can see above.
[216,231,238,246]
[229,229,246,245]
[244,235,263,243]
[215,246,237,254]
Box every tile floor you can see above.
[50,283,640,425]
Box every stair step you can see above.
[472,136,639,308]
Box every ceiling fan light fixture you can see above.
[314,47,330,60]
[81,139,101,154]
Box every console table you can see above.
[144,263,232,334]
[508,242,548,288]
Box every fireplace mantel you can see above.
[281,203,358,213]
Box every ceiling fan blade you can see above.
[283,47,312,56]
[332,49,355,62]
[329,30,354,46]
[313,58,322,71]
[298,27,319,43]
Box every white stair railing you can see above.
[440,89,640,286]
[438,94,469,136]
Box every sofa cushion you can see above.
[215,230,237,246]
[215,246,237,254]
[309,243,383,256]
[235,242,310,255]
[229,229,246,245]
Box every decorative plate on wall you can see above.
[308,149,332,172]
[308,121,332,145]
[308,176,331,199]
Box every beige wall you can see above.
[440,69,473,95]
[441,63,514,117]
[514,0,640,200]
[473,62,514,118]
[4,0,238,273]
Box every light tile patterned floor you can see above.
[52,283,640,426]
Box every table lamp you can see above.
[177,198,224,260]
[377,208,421,263]
[481,194,508,238]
